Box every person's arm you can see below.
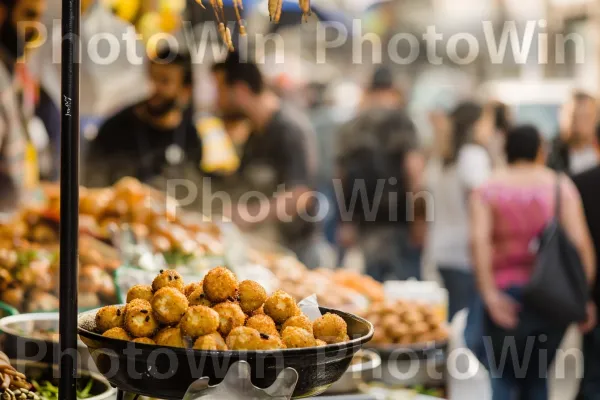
[457,145,492,190]
[470,188,519,329]
[560,175,596,285]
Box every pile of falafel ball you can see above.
[94,267,350,350]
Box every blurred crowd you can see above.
[4,0,600,399]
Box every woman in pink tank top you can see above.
[468,125,596,400]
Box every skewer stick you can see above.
[59,0,80,398]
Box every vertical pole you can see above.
[59,0,80,398]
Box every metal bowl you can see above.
[325,349,382,394]
[9,360,116,400]
[0,313,97,372]
[78,306,374,399]
[367,341,448,388]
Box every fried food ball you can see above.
[282,327,316,349]
[95,305,125,333]
[251,305,265,316]
[313,313,348,344]
[188,287,212,307]
[127,285,154,303]
[282,315,313,335]
[125,298,152,314]
[151,287,189,325]
[193,333,228,351]
[381,315,401,333]
[246,315,279,337]
[238,280,267,313]
[184,282,202,297]
[133,337,156,345]
[371,329,387,344]
[258,334,285,350]
[213,302,246,336]
[402,311,424,325]
[226,327,262,350]
[125,303,159,338]
[152,269,185,293]
[411,322,430,337]
[154,327,186,348]
[316,339,327,347]
[203,267,238,303]
[26,290,59,312]
[103,327,131,341]
[180,306,220,338]
[264,290,300,324]
[388,323,410,340]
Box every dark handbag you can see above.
[523,175,589,326]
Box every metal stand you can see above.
[58,0,81,399]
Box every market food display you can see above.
[94,267,350,351]
[0,352,37,399]
[364,300,448,346]
[255,254,384,310]
[0,237,117,312]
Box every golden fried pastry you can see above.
[127,285,154,303]
[282,315,313,335]
[152,269,185,293]
[315,339,327,347]
[282,327,316,349]
[188,286,212,307]
[213,302,246,336]
[225,327,262,350]
[246,315,279,337]
[388,324,410,340]
[203,267,238,303]
[251,305,265,316]
[133,337,156,345]
[124,303,159,338]
[264,290,300,324]
[151,287,189,325]
[0,286,24,309]
[313,313,348,344]
[95,305,125,333]
[193,333,228,351]
[258,334,285,350]
[184,282,202,297]
[180,306,220,338]
[103,327,131,341]
[238,280,267,313]
[154,327,186,348]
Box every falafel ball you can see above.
[188,286,212,307]
[184,282,202,297]
[154,327,186,348]
[95,305,125,333]
[225,327,262,350]
[258,334,285,350]
[103,327,131,341]
[282,315,313,335]
[180,305,220,338]
[193,332,228,351]
[213,302,246,336]
[264,290,300,324]
[282,327,316,349]
[124,298,151,314]
[315,339,327,347]
[251,305,265,316]
[245,315,279,337]
[313,313,348,344]
[127,285,154,303]
[203,267,238,303]
[151,287,189,325]
[238,280,267,314]
[133,337,156,345]
[152,269,185,293]
[124,303,159,338]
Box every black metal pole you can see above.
[59,0,80,398]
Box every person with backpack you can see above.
[336,108,425,281]
[469,125,595,400]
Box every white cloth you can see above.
[428,144,492,269]
[29,4,149,118]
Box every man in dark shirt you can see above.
[211,53,328,268]
[83,49,201,194]
[574,125,600,400]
